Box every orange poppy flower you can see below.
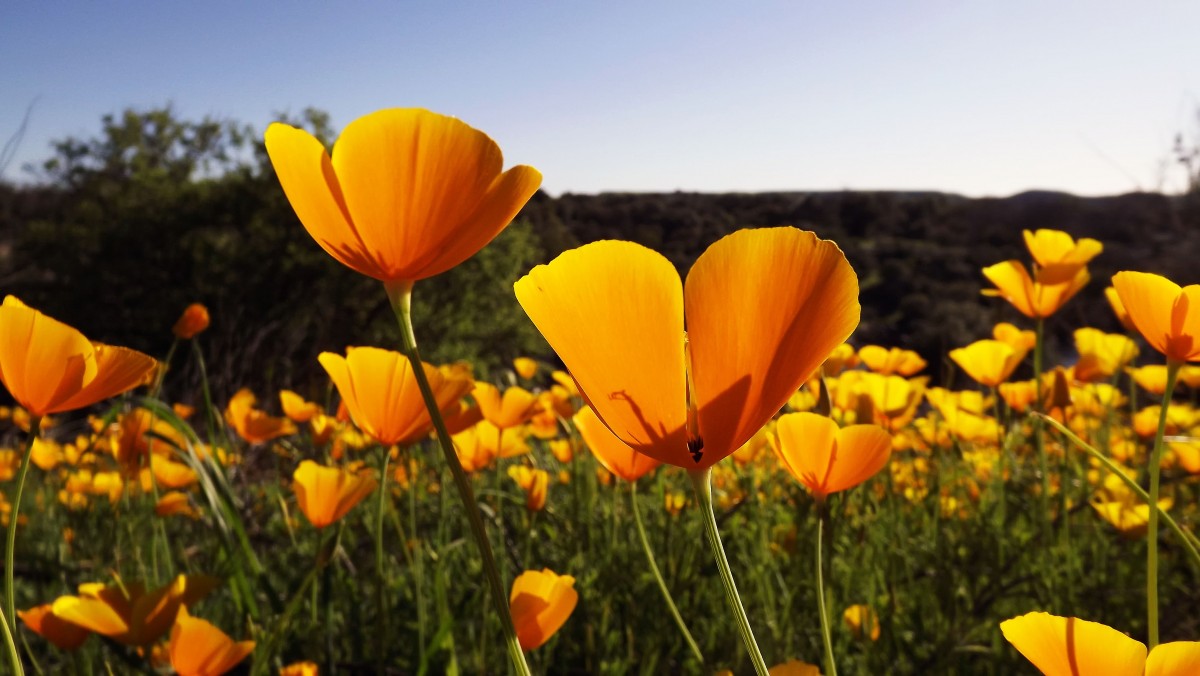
[573,406,659,482]
[279,662,319,676]
[993,322,1037,353]
[1129,365,1171,396]
[509,569,578,651]
[765,660,822,676]
[279,390,322,423]
[982,260,1090,319]
[319,347,473,446]
[292,460,378,529]
[950,339,1025,387]
[50,574,218,646]
[18,604,90,650]
[1103,286,1137,333]
[169,606,255,676]
[513,357,539,380]
[507,466,549,511]
[843,604,881,641]
[1112,271,1200,364]
[1023,229,1103,270]
[172,303,210,340]
[1000,611,1200,675]
[473,382,540,429]
[451,420,529,472]
[515,227,859,469]
[1074,328,1139,383]
[857,345,926,376]
[155,491,199,519]
[264,108,541,285]
[770,412,891,502]
[223,389,296,444]
[819,343,860,378]
[0,296,157,417]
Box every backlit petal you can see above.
[51,344,156,414]
[686,228,859,468]
[1146,641,1200,676]
[772,412,839,498]
[0,296,97,416]
[1000,612,1145,676]
[515,241,688,465]
[983,261,1036,318]
[574,406,660,482]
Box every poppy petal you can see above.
[0,296,97,416]
[52,344,156,414]
[1146,641,1200,676]
[515,241,689,465]
[574,406,660,482]
[686,228,859,468]
[1000,612,1145,676]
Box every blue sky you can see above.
[3,1,1198,196]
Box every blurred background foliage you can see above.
[3,106,1200,400]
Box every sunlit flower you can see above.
[1000,611,1200,675]
[29,437,64,471]
[950,339,1025,387]
[509,569,578,651]
[279,662,319,676]
[1112,271,1200,364]
[767,660,822,676]
[279,390,322,423]
[320,347,472,446]
[1023,229,1103,270]
[573,406,659,482]
[291,460,378,529]
[771,412,891,502]
[513,357,539,380]
[843,604,880,641]
[508,466,549,511]
[982,260,1089,319]
[1074,328,1138,383]
[172,303,210,340]
[18,604,90,650]
[993,322,1037,352]
[820,343,859,377]
[50,574,218,647]
[169,605,255,676]
[548,439,574,464]
[156,491,199,519]
[515,227,859,469]
[0,296,157,417]
[857,345,926,376]
[664,491,687,515]
[1092,497,1173,539]
[473,382,540,430]
[265,108,541,285]
[1129,365,1171,396]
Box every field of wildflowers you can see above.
[1,107,1199,675]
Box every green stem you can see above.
[1033,318,1050,542]
[630,481,703,665]
[688,468,769,676]
[1146,360,1181,649]
[0,598,21,676]
[375,449,391,674]
[409,453,427,666]
[387,282,531,676]
[816,508,837,676]
[3,417,39,676]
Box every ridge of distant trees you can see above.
[2,106,1200,404]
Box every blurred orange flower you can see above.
[1023,229,1102,270]
[292,460,378,529]
[982,261,1089,319]
[264,108,541,285]
[279,390,322,423]
[473,382,540,429]
[50,574,218,647]
[843,604,881,641]
[1106,286,1137,333]
[771,412,891,502]
[950,339,1025,387]
[857,345,926,376]
[508,466,549,511]
[224,389,297,444]
[18,604,90,650]
[169,606,254,676]
[1112,271,1200,364]
[515,227,859,469]
[0,296,157,417]
[513,357,539,380]
[509,569,578,651]
[172,303,210,340]
[1000,611,1200,675]
[320,347,473,446]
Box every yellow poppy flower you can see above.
[843,604,881,641]
[291,460,378,529]
[1023,229,1103,270]
[573,406,660,482]
[1074,328,1139,382]
[171,303,210,340]
[1092,497,1174,539]
[770,412,891,502]
[1112,271,1200,364]
[279,662,319,676]
[513,357,539,380]
[950,339,1024,387]
[279,390,322,423]
[18,604,90,650]
[1001,611,1200,675]
[507,466,549,511]
[168,606,255,676]
[472,382,540,429]
[857,345,926,376]
[264,108,541,285]
[319,347,473,446]
[509,569,578,651]
[155,491,199,519]
[515,227,859,469]
[1129,365,1171,396]
[993,322,1037,352]
[0,296,157,417]
[49,574,218,647]
[982,260,1089,319]
[820,343,860,377]
[224,389,297,444]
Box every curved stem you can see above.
[3,417,39,676]
[375,449,390,673]
[1147,360,1181,649]
[0,598,20,676]
[816,508,838,676]
[630,481,704,665]
[688,468,769,676]
[387,283,531,676]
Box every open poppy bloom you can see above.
[224,389,297,444]
[770,412,891,502]
[857,345,927,376]
[509,569,578,651]
[993,322,1037,352]
[49,574,219,647]
[507,466,549,511]
[292,460,378,529]
[452,419,529,472]
[950,339,1026,387]
[1112,272,1200,364]
[513,357,539,380]
[573,405,660,482]
[172,303,210,340]
[279,390,322,423]
[168,606,255,676]
[1001,611,1200,675]
[1074,328,1139,382]
[0,296,157,417]
[264,108,542,286]
[515,227,859,469]
[473,382,540,429]
[1023,229,1103,271]
[982,260,1090,319]
[320,347,473,446]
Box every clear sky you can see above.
[3,1,1198,196]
